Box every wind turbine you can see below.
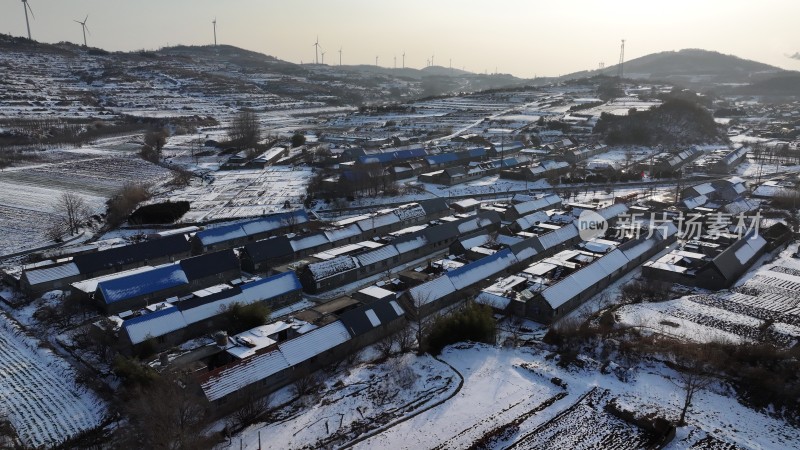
[393,55,396,69]
[402,52,405,69]
[21,0,35,40]
[431,53,434,67]
[212,18,217,46]
[313,36,321,64]
[375,55,379,67]
[321,51,325,65]
[74,15,89,47]
[338,47,342,66]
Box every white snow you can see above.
[0,314,107,448]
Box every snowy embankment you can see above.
[0,313,107,448]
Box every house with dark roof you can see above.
[20,234,193,295]
[643,227,778,290]
[95,249,241,314]
[239,236,295,272]
[337,296,407,348]
[194,296,405,416]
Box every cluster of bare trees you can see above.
[228,110,261,149]
[140,129,169,163]
[121,374,216,449]
[339,162,399,198]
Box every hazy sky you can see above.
[2,0,799,78]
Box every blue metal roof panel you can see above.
[195,223,247,246]
[426,153,459,164]
[97,264,189,304]
[467,147,487,157]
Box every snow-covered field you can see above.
[159,166,313,223]
[0,155,172,255]
[617,243,800,347]
[0,313,107,448]
[355,345,564,450]
[223,353,458,450]
[224,342,800,449]
[735,156,800,178]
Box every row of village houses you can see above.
[180,202,788,413]
[319,141,748,195]
[189,180,789,411]
[4,180,790,414]
[9,199,449,295]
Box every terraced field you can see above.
[0,314,106,448]
[0,155,171,255]
[507,388,658,450]
[617,250,800,346]
[0,157,172,197]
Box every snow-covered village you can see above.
[1,2,800,449]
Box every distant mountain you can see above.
[336,64,472,79]
[562,49,788,87]
[0,34,536,119]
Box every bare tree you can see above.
[144,129,168,152]
[409,291,435,355]
[228,109,261,149]
[123,374,213,449]
[624,147,636,170]
[232,394,271,429]
[45,219,67,242]
[504,315,525,347]
[396,323,414,353]
[375,333,398,360]
[293,368,321,398]
[55,192,89,236]
[671,368,711,426]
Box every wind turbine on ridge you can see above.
[21,0,35,40]
[74,15,90,47]
[338,47,342,66]
[212,18,217,46]
[313,36,322,64]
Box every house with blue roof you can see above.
[119,271,303,351]
[95,250,241,313]
[191,210,309,253]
